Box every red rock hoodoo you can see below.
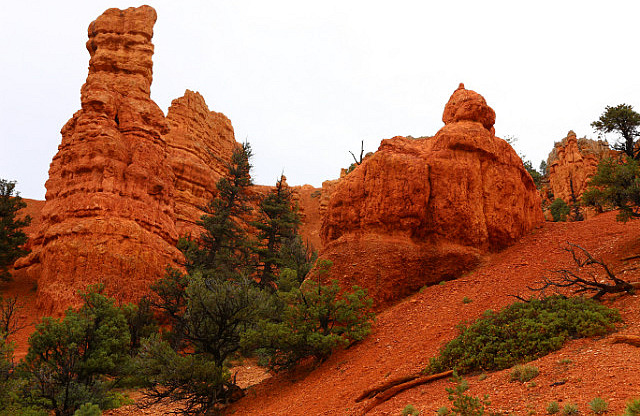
[320,84,544,307]
[545,130,611,206]
[165,90,237,237]
[18,6,239,313]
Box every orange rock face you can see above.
[27,6,180,313]
[165,90,237,236]
[320,85,543,307]
[18,7,239,314]
[546,130,611,205]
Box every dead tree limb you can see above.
[356,373,422,402]
[357,370,453,414]
[0,296,25,339]
[349,140,365,166]
[527,242,635,300]
[612,334,640,347]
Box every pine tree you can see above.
[591,104,640,160]
[252,176,301,288]
[0,179,31,281]
[179,143,254,280]
[583,156,640,221]
[21,285,130,416]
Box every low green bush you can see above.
[625,398,640,416]
[438,373,496,416]
[73,403,101,416]
[428,296,620,374]
[550,199,571,222]
[562,403,579,415]
[588,397,607,414]
[546,401,560,414]
[509,365,539,382]
[401,404,420,415]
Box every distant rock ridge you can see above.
[17,6,240,313]
[545,130,612,207]
[319,84,543,307]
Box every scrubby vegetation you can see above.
[509,364,539,383]
[549,198,571,222]
[583,156,640,221]
[546,401,560,414]
[588,397,608,414]
[401,403,420,416]
[438,373,496,416]
[625,398,640,416]
[428,296,620,374]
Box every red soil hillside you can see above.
[222,211,640,415]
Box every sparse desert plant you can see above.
[462,297,473,304]
[624,398,640,416]
[509,364,539,383]
[546,401,560,414]
[439,373,493,416]
[428,296,620,374]
[562,403,579,415]
[73,403,101,416]
[588,397,607,414]
[558,358,572,365]
[401,403,420,415]
[549,198,571,222]
[438,407,450,416]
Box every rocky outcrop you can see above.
[25,6,180,313]
[165,90,237,236]
[546,131,611,205]
[320,84,543,307]
[17,6,240,314]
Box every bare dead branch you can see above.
[0,296,26,339]
[350,140,365,165]
[357,370,453,414]
[612,334,640,347]
[526,242,634,300]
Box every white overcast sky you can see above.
[1,1,639,200]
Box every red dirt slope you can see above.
[228,211,640,415]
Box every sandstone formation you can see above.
[165,90,237,236]
[17,6,239,314]
[546,130,611,205]
[320,84,544,306]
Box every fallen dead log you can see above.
[356,373,422,402]
[358,370,453,414]
[612,334,640,347]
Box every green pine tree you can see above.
[20,285,130,416]
[582,156,640,221]
[179,142,254,280]
[591,104,640,160]
[252,176,302,288]
[0,179,31,281]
